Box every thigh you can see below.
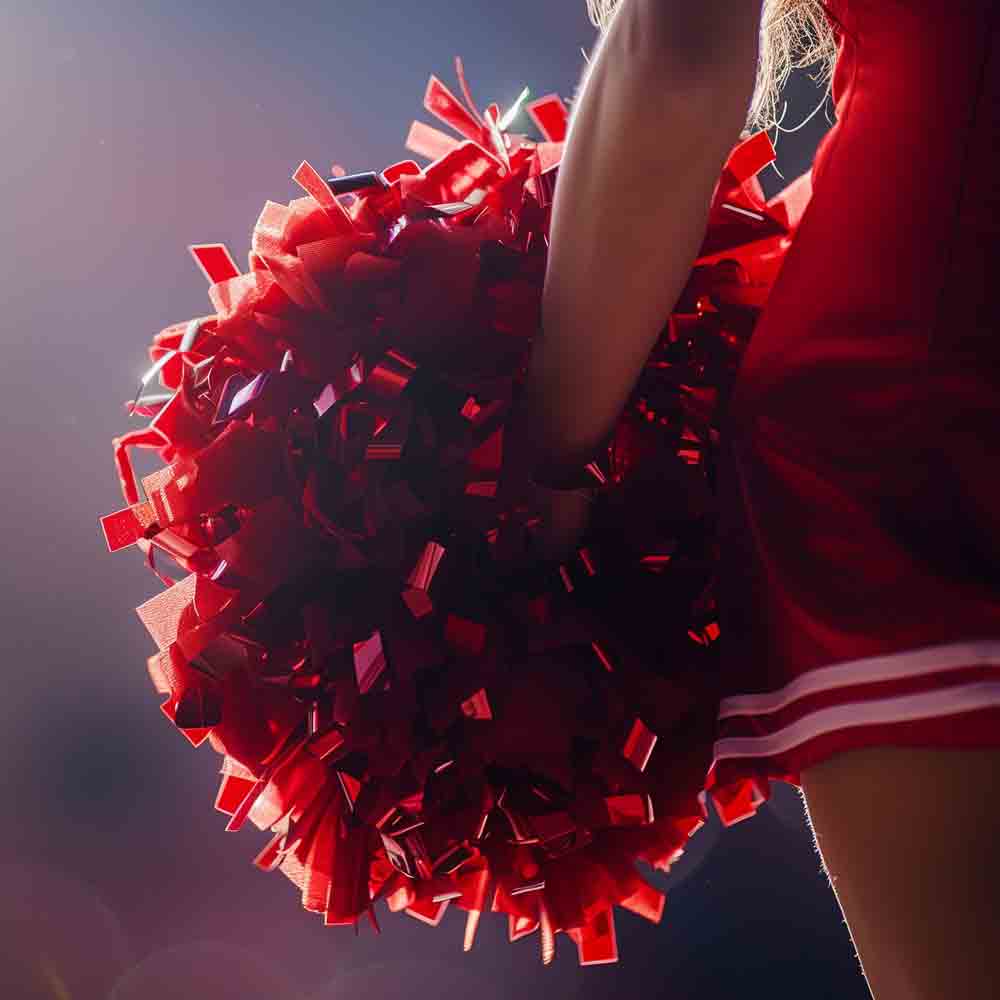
[801,746,1000,1000]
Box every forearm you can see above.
[524,0,760,468]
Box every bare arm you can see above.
[520,0,762,473]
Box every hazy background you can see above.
[0,2,855,997]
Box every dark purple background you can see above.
[1,2,863,997]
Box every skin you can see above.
[521,0,761,472]
[521,2,1000,996]
[801,746,1000,1000]
[515,0,762,547]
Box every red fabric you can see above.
[713,0,1000,789]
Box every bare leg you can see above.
[800,746,1000,1000]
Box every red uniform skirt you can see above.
[709,0,1000,792]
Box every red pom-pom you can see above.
[102,63,804,964]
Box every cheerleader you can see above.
[523,1,1000,997]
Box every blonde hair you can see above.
[584,0,838,132]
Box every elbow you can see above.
[604,0,759,130]
[606,2,712,76]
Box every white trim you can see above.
[719,640,1000,719]
[721,203,765,222]
[713,681,1000,762]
